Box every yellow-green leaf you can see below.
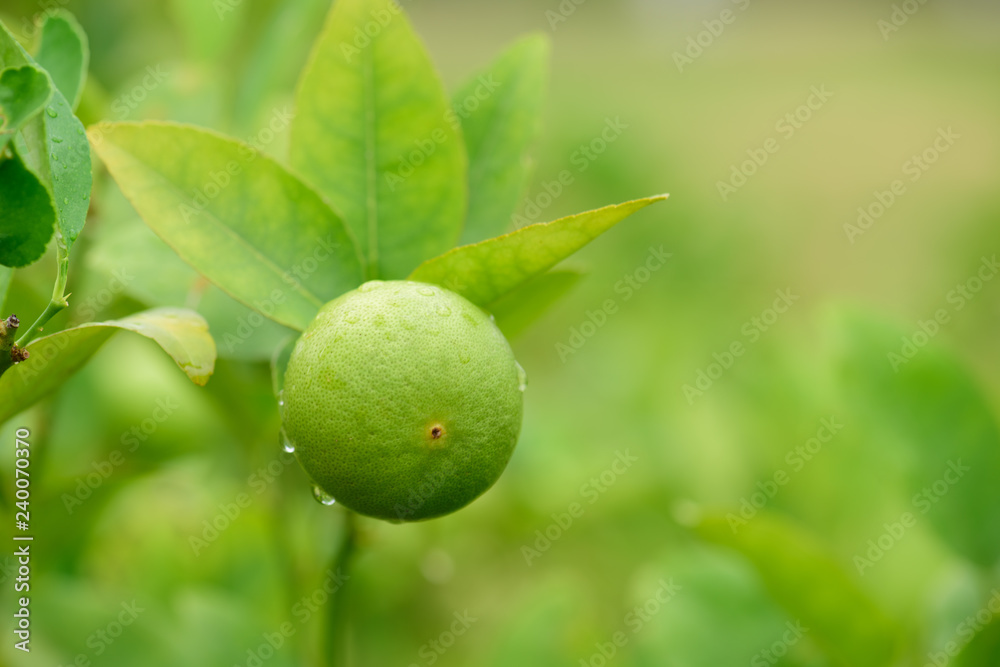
[0,308,216,423]
[409,195,667,307]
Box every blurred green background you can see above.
[3,0,1000,665]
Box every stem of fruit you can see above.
[16,241,70,349]
[325,510,358,667]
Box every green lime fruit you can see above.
[280,280,525,522]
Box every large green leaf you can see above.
[1,20,92,254]
[490,269,581,339]
[696,511,900,667]
[0,308,215,423]
[456,34,549,245]
[291,0,467,280]
[0,65,53,152]
[33,10,89,110]
[89,121,365,331]
[835,309,1000,567]
[0,151,56,268]
[409,195,667,307]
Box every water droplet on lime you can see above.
[417,286,436,296]
[516,361,528,392]
[312,485,337,506]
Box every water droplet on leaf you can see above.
[46,108,57,117]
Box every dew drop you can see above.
[359,280,384,292]
[52,136,63,143]
[51,153,58,161]
[63,198,69,205]
[437,305,451,317]
[312,485,337,506]
[279,425,295,453]
[417,286,436,296]
[46,107,57,117]
[515,361,528,392]
[489,313,496,323]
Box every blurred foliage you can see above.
[2,0,1000,665]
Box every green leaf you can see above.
[0,150,56,268]
[33,10,89,111]
[0,266,11,312]
[1,20,92,254]
[409,195,667,307]
[490,269,581,339]
[835,309,1000,567]
[456,34,549,245]
[291,0,467,280]
[89,121,365,332]
[0,65,53,152]
[695,511,900,667]
[0,308,215,423]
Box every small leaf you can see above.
[89,121,365,332]
[835,309,1000,567]
[0,150,56,268]
[33,10,89,110]
[291,0,467,280]
[490,269,581,339]
[0,308,216,423]
[695,511,900,667]
[456,34,549,245]
[0,65,53,152]
[410,195,667,307]
[1,20,92,254]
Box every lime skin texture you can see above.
[281,280,524,522]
